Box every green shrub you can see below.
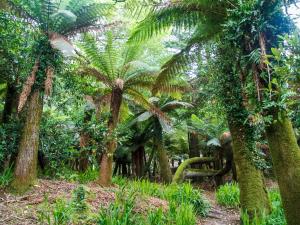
[241,189,286,225]
[175,203,197,225]
[216,182,240,208]
[146,207,167,225]
[0,165,13,188]
[97,189,136,225]
[164,183,210,216]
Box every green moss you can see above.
[172,157,215,183]
[266,115,300,225]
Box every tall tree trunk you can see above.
[98,87,122,186]
[2,83,18,123]
[228,121,270,216]
[217,44,271,217]
[156,141,172,183]
[11,90,43,193]
[132,146,145,178]
[265,114,300,225]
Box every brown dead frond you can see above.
[44,66,54,96]
[18,60,39,112]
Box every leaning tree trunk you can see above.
[98,86,122,186]
[155,141,172,183]
[265,113,300,225]
[11,90,43,193]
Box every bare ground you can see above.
[0,179,241,225]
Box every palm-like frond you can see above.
[81,67,113,87]
[129,0,227,43]
[80,34,114,78]
[161,100,193,112]
[8,0,111,36]
[126,88,169,123]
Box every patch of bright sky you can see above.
[288,4,300,27]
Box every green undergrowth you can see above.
[216,182,240,208]
[36,175,209,225]
[241,189,286,225]
[216,182,285,225]
[0,165,13,188]
[112,176,210,217]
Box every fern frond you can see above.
[126,88,170,123]
[80,34,112,76]
[161,100,193,112]
[57,3,112,35]
[81,67,113,87]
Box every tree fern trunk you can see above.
[265,114,300,225]
[11,90,43,193]
[98,87,122,186]
[156,141,172,183]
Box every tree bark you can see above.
[265,114,300,225]
[78,133,90,172]
[98,87,122,186]
[156,141,172,183]
[229,121,270,217]
[132,146,145,178]
[11,90,43,193]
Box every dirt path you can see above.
[200,191,240,225]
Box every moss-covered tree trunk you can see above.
[217,44,270,217]
[228,121,270,216]
[98,86,122,186]
[11,90,43,193]
[265,114,300,225]
[155,141,172,183]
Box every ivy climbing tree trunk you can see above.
[98,86,122,186]
[228,120,270,216]
[11,90,43,193]
[265,114,300,225]
[217,45,270,217]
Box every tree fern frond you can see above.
[80,34,112,76]
[104,31,118,78]
[7,0,38,23]
[161,100,193,112]
[126,88,170,123]
[57,3,112,35]
[81,67,113,87]
[152,23,219,95]
[129,4,203,42]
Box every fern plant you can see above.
[79,32,167,186]
[131,97,192,183]
[9,0,111,192]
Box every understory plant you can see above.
[216,182,240,208]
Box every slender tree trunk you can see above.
[78,133,90,172]
[98,86,122,186]
[265,114,300,225]
[156,141,172,183]
[228,121,270,216]
[132,146,145,178]
[11,90,43,193]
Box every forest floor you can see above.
[0,179,276,225]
